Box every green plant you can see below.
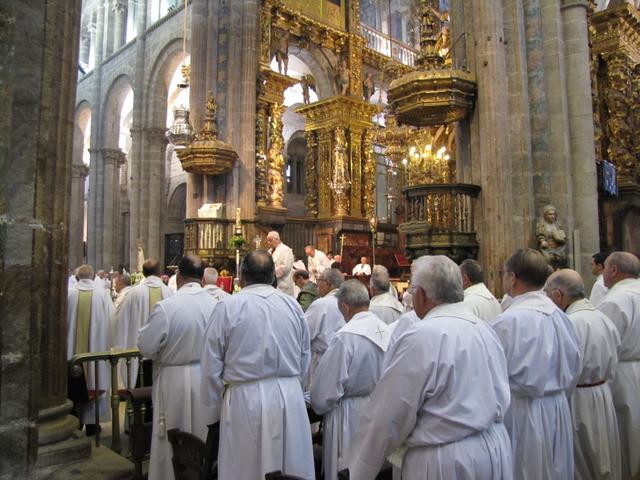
[229,235,246,249]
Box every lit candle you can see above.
[235,207,241,234]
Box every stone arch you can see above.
[101,74,134,148]
[286,43,337,98]
[166,182,187,234]
[146,37,186,130]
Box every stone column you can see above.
[87,1,106,268]
[470,0,515,294]
[140,128,168,262]
[69,163,89,269]
[112,0,127,51]
[128,0,147,269]
[78,28,91,66]
[102,148,126,269]
[561,0,600,274]
[0,1,87,477]
[541,0,574,233]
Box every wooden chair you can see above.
[168,423,220,480]
[265,471,306,480]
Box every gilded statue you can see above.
[273,29,289,76]
[535,205,568,268]
[336,57,350,96]
[435,23,451,66]
[305,132,319,217]
[300,74,316,104]
[331,127,350,216]
[268,104,285,208]
[363,72,375,101]
[362,129,376,218]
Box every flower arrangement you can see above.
[229,234,246,249]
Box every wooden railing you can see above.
[360,24,418,67]
[403,183,481,232]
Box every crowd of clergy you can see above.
[66,229,640,480]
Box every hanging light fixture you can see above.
[166,0,193,147]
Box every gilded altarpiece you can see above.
[296,96,378,219]
[590,3,640,252]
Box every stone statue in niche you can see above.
[273,29,289,75]
[336,57,350,95]
[535,204,568,269]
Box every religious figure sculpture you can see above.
[300,74,316,104]
[363,72,375,100]
[336,57,350,96]
[330,127,350,216]
[273,30,289,76]
[535,205,568,268]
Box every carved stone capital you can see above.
[145,127,169,145]
[101,147,127,166]
[72,163,90,178]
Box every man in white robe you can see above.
[597,251,640,479]
[369,265,404,324]
[201,266,229,302]
[115,258,172,386]
[491,249,582,480]
[460,259,502,321]
[349,255,513,480]
[67,264,115,431]
[304,268,345,390]
[311,280,390,480]
[589,252,609,306]
[138,255,218,480]
[305,245,331,283]
[352,256,372,276]
[113,272,132,310]
[200,251,315,479]
[267,230,295,296]
[545,269,621,480]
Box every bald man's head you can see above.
[603,251,640,288]
[545,269,585,310]
[143,258,162,277]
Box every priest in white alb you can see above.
[266,230,295,296]
[349,255,513,480]
[114,258,172,386]
[460,259,502,321]
[305,244,331,283]
[138,255,218,480]
[545,269,621,480]
[310,280,390,480]
[67,264,115,433]
[589,252,609,306]
[304,267,345,390]
[597,251,640,479]
[491,249,582,480]
[200,251,315,479]
[369,265,404,325]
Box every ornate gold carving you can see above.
[280,0,345,31]
[318,129,332,217]
[331,127,350,217]
[267,103,286,208]
[256,104,268,208]
[176,92,238,176]
[260,1,272,65]
[305,131,319,217]
[362,129,376,219]
[590,4,640,185]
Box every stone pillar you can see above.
[141,128,168,262]
[561,0,600,275]
[87,1,106,268]
[541,0,574,234]
[69,162,89,269]
[78,28,91,66]
[112,0,127,51]
[0,1,87,478]
[102,148,126,269]
[470,0,515,293]
[128,0,147,269]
